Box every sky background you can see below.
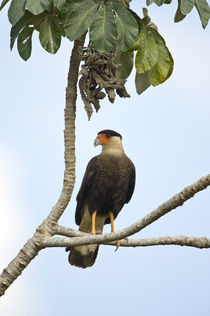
[0,1,210,315]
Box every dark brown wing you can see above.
[125,162,136,203]
[75,156,98,225]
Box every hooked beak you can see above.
[94,137,101,147]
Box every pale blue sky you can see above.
[0,1,210,315]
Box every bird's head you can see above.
[94,130,123,151]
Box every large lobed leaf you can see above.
[17,26,33,60]
[60,0,99,41]
[26,0,51,15]
[8,0,25,25]
[89,2,118,53]
[112,2,138,52]
[148,29,173,86]
[113,51,134,80]
[174,2,186,23]
[194,0,210,28]
[132,18,174,94]
[10,11,45,50]
[180,0,194,14]
[135,71,151,95]
[39,15,62,54]
[10,11,30,49]
[8,0,51,24]
[135,25,158,73]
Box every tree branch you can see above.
[49,225,210,248]
[118,236,210,248]
[46,33,86,224]
[43,235,210,249]
[42,175,210,247]
[0,33,86,297]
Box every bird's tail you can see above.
[68,207,106,268]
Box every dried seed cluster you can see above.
[79,44,130,120]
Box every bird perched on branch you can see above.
[67,129,136,268]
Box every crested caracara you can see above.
[67,129,136,268]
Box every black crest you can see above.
[98,129,122,139]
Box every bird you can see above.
[67,129,136,268]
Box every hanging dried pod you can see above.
[79,43,130,120]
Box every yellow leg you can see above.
[115,240,120,250]
[109,212,120,250]
[109,212,115,233]
[91,210,97,235]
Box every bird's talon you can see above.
[115,240,120,251]
[91,230,101,235]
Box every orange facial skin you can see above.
[97,133,111,145]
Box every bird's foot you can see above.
[91,230,102,235]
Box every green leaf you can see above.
[147,20,158,31]
[113,51,134,79]
[10,11,46,49]
[135,30,158,73]
[112,2,138,52]
[8,0,25,25]
[0,0,10,11]
[128,8,143,31]
[39,15,62,53]
[17,26,33,60]
[52,13,65,36]
[61,0,99,41]
[10,10,33,49]
[26,0,50,15]
[153,0,165,6]
[53,0,66,10]
[148,29,173,86]
[135,71,151,94]
[90,2,117,53]
[147,0,171,5]
[128,24,146,52]
[195,0,210,28]
[174,4,186,22]
[180,0,194,14]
